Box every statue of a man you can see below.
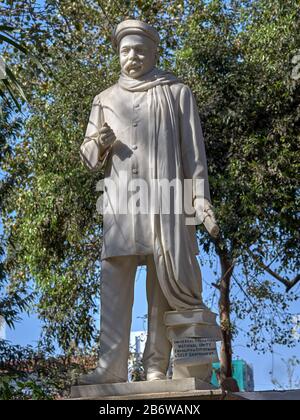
[79,19,219,384]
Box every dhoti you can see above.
[97,254,172,381]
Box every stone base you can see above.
[172,363,212,381]
[164,309,221,379]
[70,377,220,400]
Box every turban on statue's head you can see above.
[111,19,160,51]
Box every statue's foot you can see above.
[146,371,167,381]
[76,368,127,385]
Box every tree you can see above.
[0,0,299,391]
[0,68,31,336]
[175,0,299,387]
[0,0,188,353]
[271,356,300,390]
[0,339,99,399]
[0,0,50,330]
[0,24,28,110]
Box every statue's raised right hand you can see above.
[98,122,116,148]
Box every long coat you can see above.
[80,70,211,309]
[80,80,210,262]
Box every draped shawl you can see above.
[119,68,206,310]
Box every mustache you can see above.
[125,60,142,71]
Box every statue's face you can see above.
[119,34,157,79]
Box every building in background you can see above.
[130,331,147,355]
[129,331,255,390]
[211,359,254,391]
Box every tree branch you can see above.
[248,249,300,292]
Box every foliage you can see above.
[175,0,299,351]
[271,356,300,390]
[0,24,28,111]
[129,353,146,382]
[0,339,98,399]
[0,102,33,331]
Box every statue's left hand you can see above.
[194,198,220,238]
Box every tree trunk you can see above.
[215,242,239,392]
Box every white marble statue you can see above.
[79,19,219,385]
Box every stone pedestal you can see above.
[164,308,221,380]
[70,377,221,400]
